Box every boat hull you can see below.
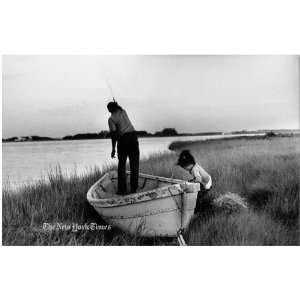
[87,171,200,237]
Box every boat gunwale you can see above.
[87,171,197,208]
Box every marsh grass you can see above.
[186,210,296,246]
[2,136,299,245]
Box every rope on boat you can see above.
[177,229,187,246]
[174,185,188,246]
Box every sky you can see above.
[2,55,299,138]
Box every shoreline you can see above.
[168,132,299,151]
[2,132,223,143]
[3,129,299,143]
[3,133,296,191]
[2,133,264,189]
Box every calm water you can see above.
[2,134,256,189]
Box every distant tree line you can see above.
[62,130,152,140]
[2,136,56,142]
[2,128,226,142]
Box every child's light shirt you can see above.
[190,163,212,190]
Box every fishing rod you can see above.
[104,76,116,102]
[100,61,117,103]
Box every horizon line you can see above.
[2,128,299,140]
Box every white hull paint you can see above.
[87,171,200,237]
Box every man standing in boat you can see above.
[107,101,140,195]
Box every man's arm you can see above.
[110,131,117,158]
[108,118,117,158]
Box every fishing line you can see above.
[104,75,116,101]
[99,60,116,102]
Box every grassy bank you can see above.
[2,135,299,245]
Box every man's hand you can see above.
[111,149,116,159]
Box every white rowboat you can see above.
[87,171,200,237]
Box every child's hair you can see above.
[176,150,195,167]
[107,101,123,113]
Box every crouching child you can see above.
[177,150,213,215]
